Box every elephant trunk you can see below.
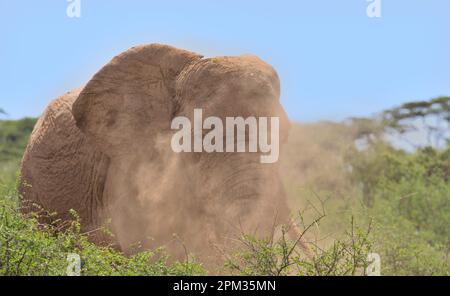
[197,152,312,257]
[199,153,285,235]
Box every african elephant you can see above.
[20,44,305,265]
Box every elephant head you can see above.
[71,44,292,262]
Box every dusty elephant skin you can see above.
[19,44,298,267]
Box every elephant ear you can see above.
[72,44,202,156]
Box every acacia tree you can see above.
[382,96,450,148]
[346,97,450,207]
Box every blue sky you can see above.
[1,0,449,122]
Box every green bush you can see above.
[224,216,373,276]
[348,144,450,275]
[370,199,449,275]
[0,118,36,163]
[0,186,205,276]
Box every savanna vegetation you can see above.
[1,97,449,275]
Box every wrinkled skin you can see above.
[20,44,298,265]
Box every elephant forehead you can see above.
[175,55,280,102]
